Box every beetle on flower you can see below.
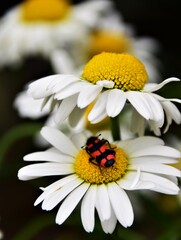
[18,127,181,233]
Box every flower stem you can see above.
[110,115,121,141]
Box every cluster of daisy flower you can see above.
[17,51,181,233]
[1,0,180,235]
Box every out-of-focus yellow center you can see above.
[89,31,132,57]
[74,145,128,184]
[82,52,148,91]
[21,0,71,22]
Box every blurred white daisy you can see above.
[27,52,181,135]
[0,0,112,67]
[14,88,73,146]
[51,9,161,83]
[0,230,3,240]
[0,217,3,240]
[14,3,161,129]
[18,126,181,233]
[14,90,50,119]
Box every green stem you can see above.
[110,115,121,141]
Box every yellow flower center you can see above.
[74,145,128,184]
[89,31,132,57]
[21,0,71,22]
[82,52,148,91]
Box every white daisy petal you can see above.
[129,163,181,177]
[143,93,164,125]
[165,175,178,185]
[130,109,145,136]
[108,182,134,228]
[81,185,97,233]
[96,80,115,88]
[159,97,181,104]
[100,206,117,234]
[106,89,126,117]
[68,106,85,128]
[118,171,155,190]
[28,75,61,99]
[147,120,162,136]
[23,150,74,163]
[88,91,109,122]
[48,75,80,92]
[54,81,87,100]
[40,126,78,156]
[54,94,78,124]
[131,145,181,158]
[71,131,91,149]
[56,183,90,225]
[129,168,141,188]
[78,84,102,108]
[18,163,73,180]
[130,156,178,165]
[42,177,84,210]
[90,111,108,124]
[40,95,53,112]
[148,93,181,133]
[143,77,180,92]
[34,175,78,206]
[118,136,164,155]
[96,184,111,221]
[162,101,181,133]
[138,172,180,194]
[126,91,153,120]
[14,91,49,119]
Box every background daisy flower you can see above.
[27,52,181,135]
[51,9,161,83]
[0,230,3,240]
[0,0,112,67]
[18,126,181,233]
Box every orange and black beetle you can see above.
[83,135,115,167]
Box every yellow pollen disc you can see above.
[21,0,71,22]
[74,145,128,184]
[82,52,148,91]
[89,31,131,57]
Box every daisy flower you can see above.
[18,126,181,233]
[14,89,73,147]
[0,230,3,240]
[27,52,181,135]
[51,9,161,82]
[14,90,50,119]
[0,0,112,67]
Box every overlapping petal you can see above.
[81,185,97,232]
[40,127,78,156]
[18,162,73,180]
[55,183,90,225]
